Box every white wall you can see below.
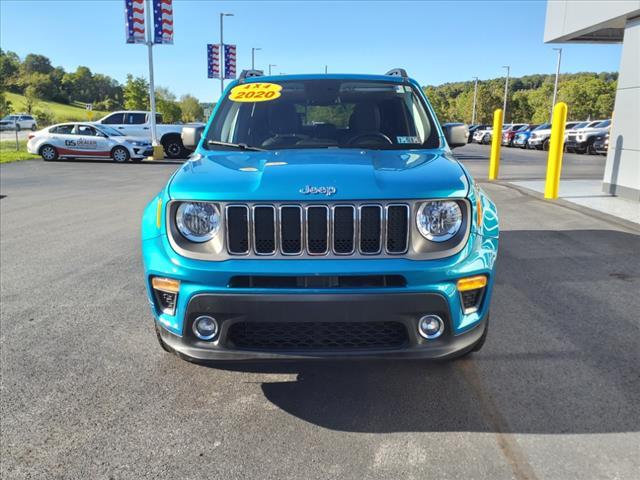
[603,16,640,200]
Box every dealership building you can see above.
[545,1,640,201]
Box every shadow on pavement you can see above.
[205,229,640,434]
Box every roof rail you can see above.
[239,69,264,80]
[384,68,408,78]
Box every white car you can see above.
[0,113,37,131]
[473,126,493,144]
[93,111,202,158]
[27,123,152,162]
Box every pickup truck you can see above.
[141,69,499,363]
[94,110,200,158]
[565,119,611,154]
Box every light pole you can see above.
[268,63,277,75]
[551,47,562,121]
[219,12,234,96]
[145,0,158,148]
[471,76,479,125]
[251,47,261,70]
[502,65,510,122]
[324,65,328,74]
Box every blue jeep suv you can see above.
[141,69,499,362]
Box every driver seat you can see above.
[343,102,386,145]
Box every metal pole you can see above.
[146,0,158,147]
[268,64,276,75]
[471,77,478,125]
[502,66,510,122]
[219,13,224,96]
[551,48,562,121]
[325,65,328,74]
[252,48,255,70]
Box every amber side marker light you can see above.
[151,277,180,315]
[457,275,487,292]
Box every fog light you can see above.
[192,315,219,341]
[418,314,444,340]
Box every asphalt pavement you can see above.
[1,146,639,479]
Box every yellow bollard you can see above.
[488,109,503,180]
[544,102,568,199]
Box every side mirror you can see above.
[443,124,468,149]
[181,126,205,150]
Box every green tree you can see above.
[123,74,149,110]
[21,53,53,75]
[180,94,204,122]
[25,72,56,100]
[0,50,21,92]
[0,91,11,116]
[23,85,39,113]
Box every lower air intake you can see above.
[227,321,408,350]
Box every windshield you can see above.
[205,79,439,150]
[572,122,588,129]
[535,123,550,130]
[594,119,611,128]
[96,125,123,136]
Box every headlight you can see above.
[176,202,221,242]
[416,201,462,242]
[132,141,148,146]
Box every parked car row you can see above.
[467,119,611,155]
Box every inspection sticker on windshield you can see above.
[229,83,282,102]
[397,136,420,144]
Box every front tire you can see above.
[40,144,58,161]
[112,146,130,163]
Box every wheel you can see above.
[31,124,37,131]
[154,322,172,353]
[482,134,490,145]
[111,146,130,162]
[40,144,58,161]
[162,136,185,159]
[542,139,550,151]
[586,139,597,155]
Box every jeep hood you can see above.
[168,149,469,201]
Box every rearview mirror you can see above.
[443,124,468,149]
[181,126,205,150]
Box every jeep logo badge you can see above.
[299,185,337,196]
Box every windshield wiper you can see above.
[207,140,265,152]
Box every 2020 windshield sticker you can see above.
[229,83,282,102]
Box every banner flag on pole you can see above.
[125,0,146,44]
[224,44,237,79]
[153,0,174,44]
[207,44,220,79]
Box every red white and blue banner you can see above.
[153,0,173,44]
[207,44,220,79]
[125,0,146,44]
[224,44,237,79]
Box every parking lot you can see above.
[1,145,638,479]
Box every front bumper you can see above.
[132,146,153,158]
[527,137,545,146]
[565,139,587,149]
[158,292,489,361]
[143,226,498,361]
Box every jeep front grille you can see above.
[225,203,410,257]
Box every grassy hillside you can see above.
[5,92,109,125]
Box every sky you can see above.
[0,0,623,102]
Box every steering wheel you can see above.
[346,132,393,146]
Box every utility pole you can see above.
[268,64,277,75]
[551,48,562,122]
[502,65,510,122]
[471,76,479,125]
[145,0,158,148]
[324,65,328,74]
[219,12,233,95]
[251,47,261,70]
